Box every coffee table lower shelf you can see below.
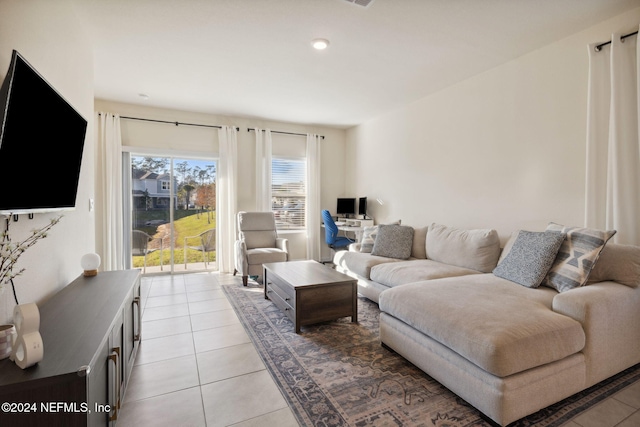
[263,260,358,333]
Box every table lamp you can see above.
[81,253,101,277]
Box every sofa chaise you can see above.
[333,222,640,426]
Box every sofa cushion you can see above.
[543,223,616,292]
[371,259,481,288]
[379,274,584,377]
[411,226,428,259]
[333,250,401,280]
[371,224,414,260]
[497,230,519,264]
[493,230,566,288]
[587,243,640,288]
[426,223,501,273]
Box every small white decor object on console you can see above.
[11,303,43,369]
[81,252,101,277]
[0,324,16,360]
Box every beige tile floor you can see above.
[118,273,299,427]
[118,273,640,427]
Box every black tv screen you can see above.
[336,198,356,216]
[0,50,87,214]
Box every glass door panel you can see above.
[174,158,217,271]
[130,155,217,273]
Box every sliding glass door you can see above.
[130,154,217,273]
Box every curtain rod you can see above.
[247,128,325,140]
[120,115,239,131]
[595,30,638,52]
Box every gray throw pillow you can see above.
[493,230,566,288]
[359,220,402,253]
[371,224,414,260]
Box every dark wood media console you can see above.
[0,270,142,426]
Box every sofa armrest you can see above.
[552,282,640,386]
[275,237,289,260]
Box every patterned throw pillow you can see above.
[371,224,414,260]
[359,226,379,253]
[492,230,566,288]
[359,221,401,253]
[543,223,616,293]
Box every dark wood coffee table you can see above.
[263,260,358,333]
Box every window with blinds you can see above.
[272,157,306,230]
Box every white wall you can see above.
[347,8,640,243]
[95,100,347,261]
[0,0,95,323]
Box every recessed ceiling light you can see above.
[311,39,330,50]
[138,93,150,100]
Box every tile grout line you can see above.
[189,287,209,427]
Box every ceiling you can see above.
[71,0,639,129]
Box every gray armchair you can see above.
[132,230,164,273]
[234,211,288,286]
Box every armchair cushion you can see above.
[242,230,277,249]
[237,212,278,249]
[247,248,288,266]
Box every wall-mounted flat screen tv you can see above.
[0,50,87,214]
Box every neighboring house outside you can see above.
[132,168,178,210]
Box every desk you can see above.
[329,219,374,242]
[337,218,374,228]
[336,225,364,242]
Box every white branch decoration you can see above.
[0,216,62,292]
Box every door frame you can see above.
[123,147,219,274]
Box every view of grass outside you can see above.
[131,155,217,271]
[132,211,216,268]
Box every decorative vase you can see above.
[0,324,16,360]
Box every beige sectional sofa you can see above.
[333,222,640,426]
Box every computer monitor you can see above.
[359,197,367,218]
[336,198,356,217]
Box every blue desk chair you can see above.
[322,210,354,251]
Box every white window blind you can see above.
[272,157,306,230]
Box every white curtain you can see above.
[306,134,322,260]
[255,128,272,211]
[585,29,640,245]
[96,112,124,270]
[217,126,238,273]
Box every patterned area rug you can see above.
[222,284,640,427]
